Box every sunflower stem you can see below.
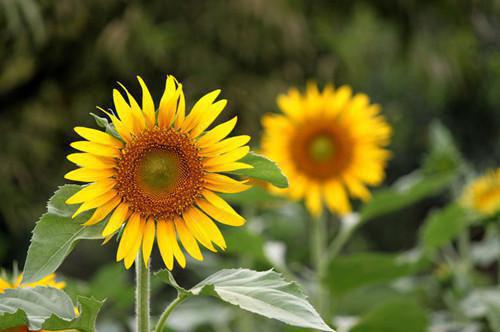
[155,293,188,332]
[311,212,329,318]
[136,252,150,332]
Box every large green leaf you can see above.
[229,151,288,188]
[350,299,428,332]
[156,269,333,331]
[327,253,416,296]
[420,204,475,252]
[360,170,456,222]
[0,286,103,332]
[23,185,106,284]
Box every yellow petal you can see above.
[102,203,129,237]
[204,173,250,193]
[201,190,239,215]
[197,199,245,226]
[71,190,117,218]
[124,220,145,269]
[158,75,179,128]
[343,175,371,201]
[305,183,322,218]
[142,218,155,266]
[164,220,186,268]
[189,207,226,250]
[97,107,132,143]
[74,127,123,148]
[117,82,146,132]
[117,213,143,261]
[203,146,250,168]
[66,179,116,204]
[190,99,227,138]
[324,181,351,215]
[174,217,203,261]
[64,168,115,182]
[182,89,221,132]
[205,162,253,173]
[70,141,120,158]
[137,76,156,127]
[182,209,217,252]
[113,89,136,134]
[67,153,115,169]
[84,196,121,226]
[199,135,251,157]
[197,116,237,148]
[173,85,186,129]
[157,220,174,270]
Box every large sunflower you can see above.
[65,75,251,270]
[261,83,391,217]
[461,168,500,216]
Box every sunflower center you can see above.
[115,128,205,220]
[138,151,181,194]
[309,135,335,162]
[289,119,353,180]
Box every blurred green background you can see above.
[1,0,499,331]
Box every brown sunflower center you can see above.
[115,127,205,220]
[290,118,353,180]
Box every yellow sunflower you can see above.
[65,75,251,270]
[0,273,65,293]
[461,168,500,215]
[261,83,391,217]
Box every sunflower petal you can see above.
[182,89,221,132]
[124,220,145,269]
[174,217,203,261]
[66,179,116,204]
[157,220,174,270]
[189,207,226,250]
[74,127,123,148]
[164,220,186,268]
[137,76,156,127]
[182,208,217,252]
[102,203,129,237]
[67,153,115,169]
[190,99,227,138]
[197,116,237,148]
[197,199,245,226]
[203,146,249,168]
[117,213,143,261]
[204,173,250,193]
[84,196,121,226]
[142,218,155,266]
[64,168,115,182]
[70,141,120,158]
[71,190,117,218]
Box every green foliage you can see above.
[0,286,103,332]
[349,299,428,332]
[23,185,106,284]
[327,253,417,296]
[230,151,289,188]
[156,268,333,331]
[420,204,475,252]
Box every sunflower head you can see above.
[0,273,65,294]
[261,83,391,217]
[65,75,252,270]
[461,168,500,216]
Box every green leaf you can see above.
[0,287,71,330]
[156,268,333,331]
[221,186,281,205]
[420,204,475,252]
[43,296,104,332]
[90,112,121,140]
[423,121,462,175]
[154,270,189,295]
[327,253,416,296]
[360,170,456,222]
[229,151,288,188]
[350,299,428,332]
[487,304,500,332]
[23,185,106,284]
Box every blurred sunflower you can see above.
[261,83,391,217]
[461,168,500,216]
[0,273,65,293]
[65,75,251,270]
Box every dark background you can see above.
[1,0,499,279]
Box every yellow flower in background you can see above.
[461,168,500,215]
[261,83,391,217]
[0,273,65,293]
[65,75,251,270]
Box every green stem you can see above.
[155,294,188,332]
[136,252,150,332]
[311,212,328,317]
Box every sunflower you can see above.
[261,83,391,217]
[65,75,251,270]
[461,168,500,216]
[0,273,65,293]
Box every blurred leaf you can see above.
[471,231,500,267]
[230,152,289,188]
[158,268,333,331]
[0,286,102,332]
[487,304,500,332]
[360,170,456,222]
[327,253,416,296]
[423,121,462,175]
[460,287,500,319]
[224,228,266,262]
[349,299,427,332]
[88,265,134,310]
[166,297,233,332]
[90,112,121,140]
[23,185,105,284]
[420,204,475,252]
